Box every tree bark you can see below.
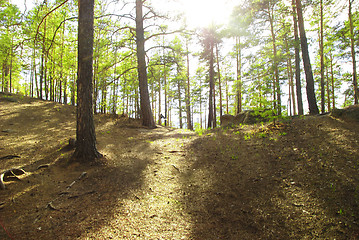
[349,0,358,104]
[208,41,215,129]
[320,0,325,112]
[292,0,304,115]
[295,0,319,115]
[236,36,242,114]
[185,40,193,130]
[136,0,155,128]
[73,0,102,162]
[216,43,223,119]
[269,11,281,115]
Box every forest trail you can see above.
[1,92,359,239]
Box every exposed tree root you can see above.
[0,168,26,190]
[0,155,20,160]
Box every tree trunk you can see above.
[295,0,319,115]
[349,0,358,104]
[292,0,304,115]
[320,0,325,112]
[208,41,215,129]
[283,23,297,116]
[185,40,193,130]
[330,54,335,109]
[236,36,242,114]
[216,43,223,120]
[73,0,102,162]
[269,11,281,115]
[136,0,155,128]
[178,79,183,129]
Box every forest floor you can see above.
[1,92,359,239]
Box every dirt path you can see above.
[84,127,196,239]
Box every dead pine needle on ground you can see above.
[1,93,359,239]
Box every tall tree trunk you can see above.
[73,0,102,162]
[185,40,193,130]
[236,36,242,114]
[292,0,304,115]
[320,0,325,112]
[349,0,358,104]
[136,0,155,128]
[326,64,331,111]
[295,0,319,115]
[164,66,168,126]
[9,37,13,93]
[225,75,229,114]
[39,23,45,100]
[269,11,281,115]
[112,46,118,114]
[157,73,162,125]
[178,79,183,129]
[330,54,335,109]
[216,43,223,119]
[283,22,297,116]
[208,41,215,129]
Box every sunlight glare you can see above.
[180,0,232,28]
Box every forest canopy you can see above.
[0,0,358,129]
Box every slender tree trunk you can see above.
[320,0,325,112]
[292,0,304,115]
[164,66,168,126]
[236,36,242,114]
[326,65,331,111]
[283,22,297,116]
[93,32,99,113]
[178,79,183,129]
[39,24,45,100]
[208,41,215,129]
[225,76,229,114]
[216,43,223,119]
[158,74,161,125]
[296,0,319,115]
[136,0,155,128]
[269,12,281,115]
[185,40,193,130]
[349,0,358,104]
[112,46,117,114]
[73,0,101,162]
[330,54,335,109]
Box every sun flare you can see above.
[180,0,233,28]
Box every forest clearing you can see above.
[1,93,359,239]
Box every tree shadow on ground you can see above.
[181,116,359,239]
[0,96,153,239]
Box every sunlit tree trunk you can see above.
[73,0,102,162]
[185,40,193,130]
[136,0,155,128]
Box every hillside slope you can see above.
[0,92,359,239]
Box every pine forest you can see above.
[1,0,358,129]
